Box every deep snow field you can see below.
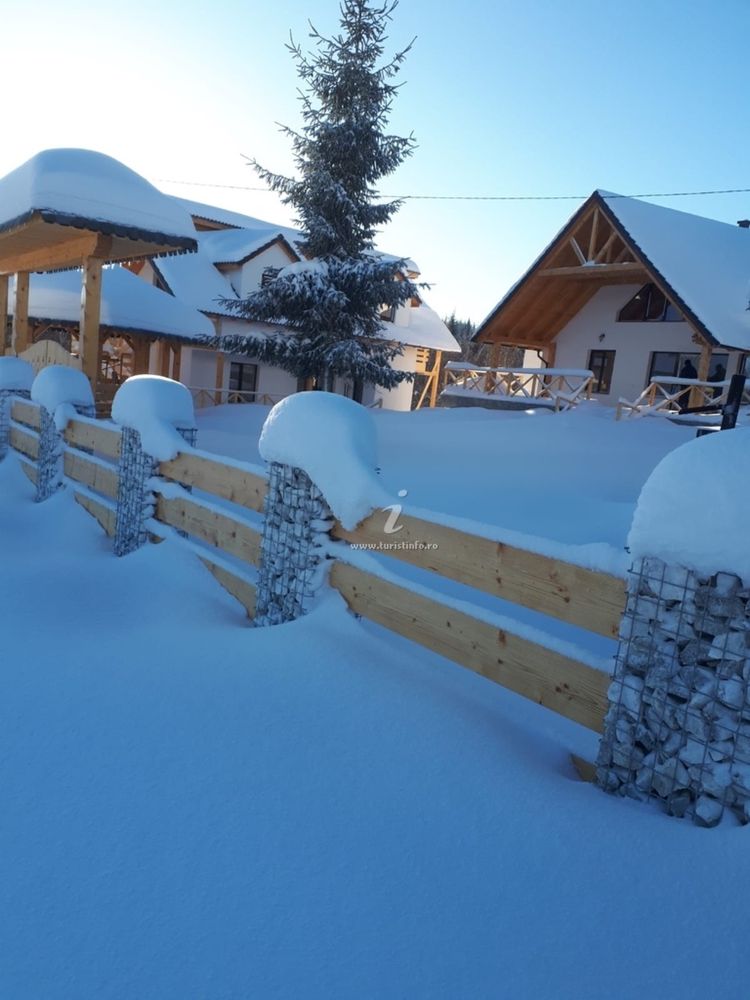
[1,403,747,999]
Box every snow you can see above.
[2,446,750,997]
[151,249,239,318]
[601,192,750,351]
[386,301,460,352]
[629,426,750,582]
[199,227,298,266]
[259,392,392,529]
[111,375,197,461]
[0,356,33,391]
[11,267,214,341]
[0,149,197,245]
[31,365,94,429]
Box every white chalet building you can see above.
[475,191,750,404]
[135,197,460,411]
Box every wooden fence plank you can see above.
[155,494,262,566]
[18,457,38,485]
[73,491,116,537]
[333,510,626,639]
[63,451,119,500]
[64,419,121,459]
[10,399,40,430]
[199,556,257,618]
[9,425,39,460]
[159,452,268,513]
[330,561,610,733]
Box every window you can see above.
[261,267,280,288]
[618,283,683,322]
[588,350,616,394]
[646,352,729,383]
[229,362,258,397]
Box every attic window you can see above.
[617,283,682,322]
[380,304,396,322]
[261,267,280,288]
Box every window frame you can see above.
[587,349,616,394]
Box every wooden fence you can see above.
[443,363,594,411]
[7,397,626,736]
[617,377,750,420]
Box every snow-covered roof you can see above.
[199,227,300,266]
[599,192,750,351]
[387,302,461,352]
[11,267,214,341]
[172,196,307,253]
[0,149,197,252]
[152,248,239,317]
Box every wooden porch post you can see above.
[429,350,442,408]
[12,272,30,354]
[158,340,171,377]
[80,258,103,391]
[0,274,8,356]
[171,344,181,383]
[214,352,225,405]
[131,337,151,375]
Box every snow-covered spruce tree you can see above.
[220,0,419,390]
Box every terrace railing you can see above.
[615,377,749,420]
[188,386,286,409]
[443,363,594,411]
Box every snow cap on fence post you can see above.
[597,428,750,827]
[0,357,34,461]
[30,365,95,501]
[111,375,197,557]
[255,392,390,626]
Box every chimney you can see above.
[738,219,750,228]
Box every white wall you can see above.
[237,244,297,299]
[553,285,743,403]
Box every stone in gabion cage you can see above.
[597,556,750,827]
[254,462,333,627]
[35,406,65,502]
[0,388,30,461]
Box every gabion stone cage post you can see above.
[596,556,750,827]
[254,462,334,627]
[36,401,96,502]
[0,388,30,461]
[114,425,197,557]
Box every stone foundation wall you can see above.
[597,557,750,827]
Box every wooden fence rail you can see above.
[6,396,622,735]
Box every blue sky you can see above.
[1,0,749,322]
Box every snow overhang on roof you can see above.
[0,149,198,273]
[10,267,214,342]
[385,303,461,352]
[152,249,240,318]
[199,227,300,267]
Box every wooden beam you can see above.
[171,344,181,383]
[214,352,225,405]
[0,233,109,276]
[63,450,119,500]
[587,209,600,260]
[80,258,103,390]
[330,562,610,733]
[0,274,8,356]
[159,451,267,512]
[691,337,712,408]
[594,231,617,264]
[73,491,116,537]
[10,399,41,429]
[64,418,121,459]
[9,424,39,460]
[12,272,30,354]
[18,457,38,486]
[333,509,626,638]
[429,350,442,408]
[199,556,256,618]
[538,262,646,279]
[155,494,262,566]
[569,238,587,265]
[131,336,151,375]
[159,340,171,377]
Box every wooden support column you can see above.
[429,350,442,408]
[131,337,151,375]
[214,352,225,405]
[171,344,182,383]
[0,274,8,356]
[80,258,103,390]
[12,272,30,355]
[157,340,170,378]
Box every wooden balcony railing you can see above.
[615,378,749,420]
[443,363,594,411]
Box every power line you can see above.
[156,177,750,202]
